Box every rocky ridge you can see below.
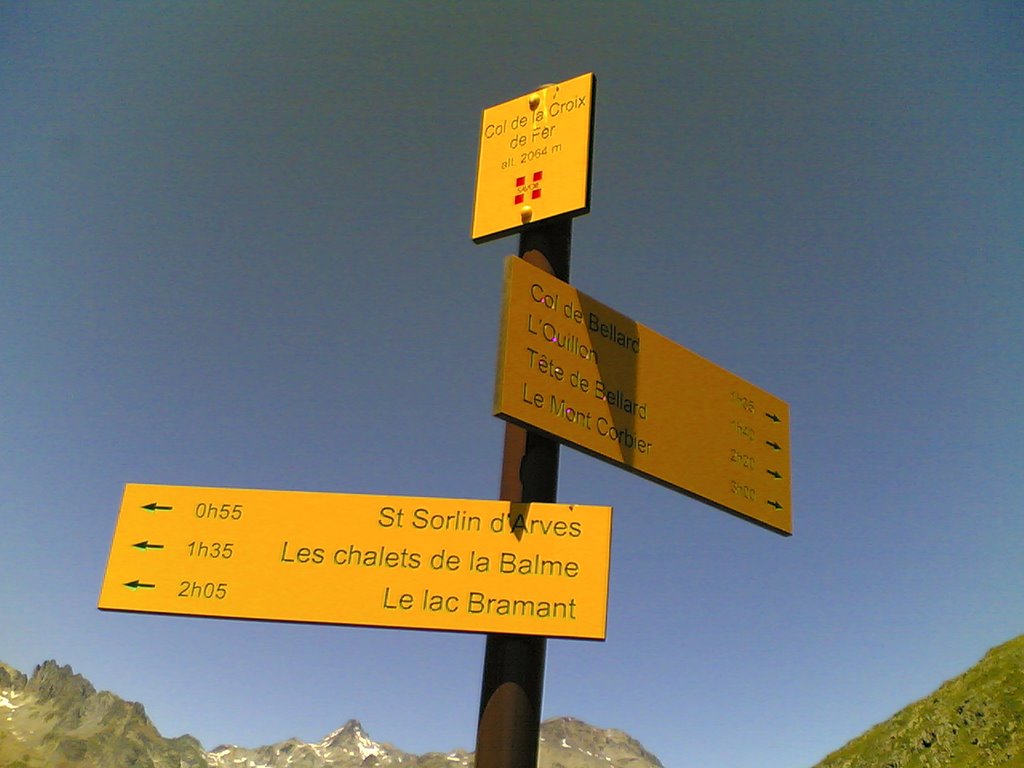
[0,659,207,767]
[0,659,663,768]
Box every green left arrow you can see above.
[123,580,156,590]
[132,541,165,551]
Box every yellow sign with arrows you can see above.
[494,256,792,534]
[98,484,612,640]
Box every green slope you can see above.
[812,635,1024,768]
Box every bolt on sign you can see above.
[471,73,595,243]
[98,484,613,640]
[494,257,792,535]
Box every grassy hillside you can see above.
[813,635,1024,768]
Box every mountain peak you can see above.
[1,659,209,768]
[26,659,96,702]
[320,718,397,763]
[322,718,367,744]
[539,716,666,768]
[0,660,28,691]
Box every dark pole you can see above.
[474,217,572,768]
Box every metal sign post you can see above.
[472,73,592,768]
[475,220,572,768]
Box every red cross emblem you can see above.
[514,171,543,205]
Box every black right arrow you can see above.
[141,502,172,512]
[132,540,165,551]
[123,580,156,590]
[765,440,782,451]
[766,469,783,479]
[765,412,782,423]
[766,500,784,511]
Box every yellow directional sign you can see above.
[472,73,595,243]
[98,484,612,640]
[494,257,792,534]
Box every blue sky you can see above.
[2,3,1022,767]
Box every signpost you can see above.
[468,73,598,768]
[96,71,793,768]
[494,256,792,534]
[99,484,612,640]
[472,73,595,243]
[468,74,791,768]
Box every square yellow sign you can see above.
[472,73,595,243]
